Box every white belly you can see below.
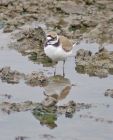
[44,45,72,61]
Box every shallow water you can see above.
[0,30,113,140]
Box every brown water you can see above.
[0,30,113,140]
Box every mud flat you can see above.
[0,0,113,44]
[75,47,113,78]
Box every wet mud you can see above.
[75,47,113,78]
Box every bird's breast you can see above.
[44,45,72,61]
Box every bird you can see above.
[44,32,73,76]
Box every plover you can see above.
[44,32,73,76]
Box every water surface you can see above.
[0,31,113,140]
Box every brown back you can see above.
[59,36,72,52]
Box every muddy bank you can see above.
[0,0,113,44]
[0,66,25,84]
[9,26,54,66]
[0,66,48,85]
[75,47,113,78]
[25,71,48,87]
[0,101,39,113]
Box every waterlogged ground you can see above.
[0,30,113,140]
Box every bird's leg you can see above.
[54,66,56,76]
[63,60,65,77]
[54,62,57,76]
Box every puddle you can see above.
[0,30,113,140]
[73,40,113,55]
[0,80,44,103]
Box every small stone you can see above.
[105,89,113,98]
[84,0,95,5]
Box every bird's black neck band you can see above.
[45,39,60,47]
[53,39,60,47]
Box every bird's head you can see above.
[46,32,58,43]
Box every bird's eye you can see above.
[52,36,57,41]
[47,35,52,38]
[47,34,57,41]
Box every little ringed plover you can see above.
[44,32,73,76]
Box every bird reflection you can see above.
[44,75,72,102]
[32,75,75,129]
